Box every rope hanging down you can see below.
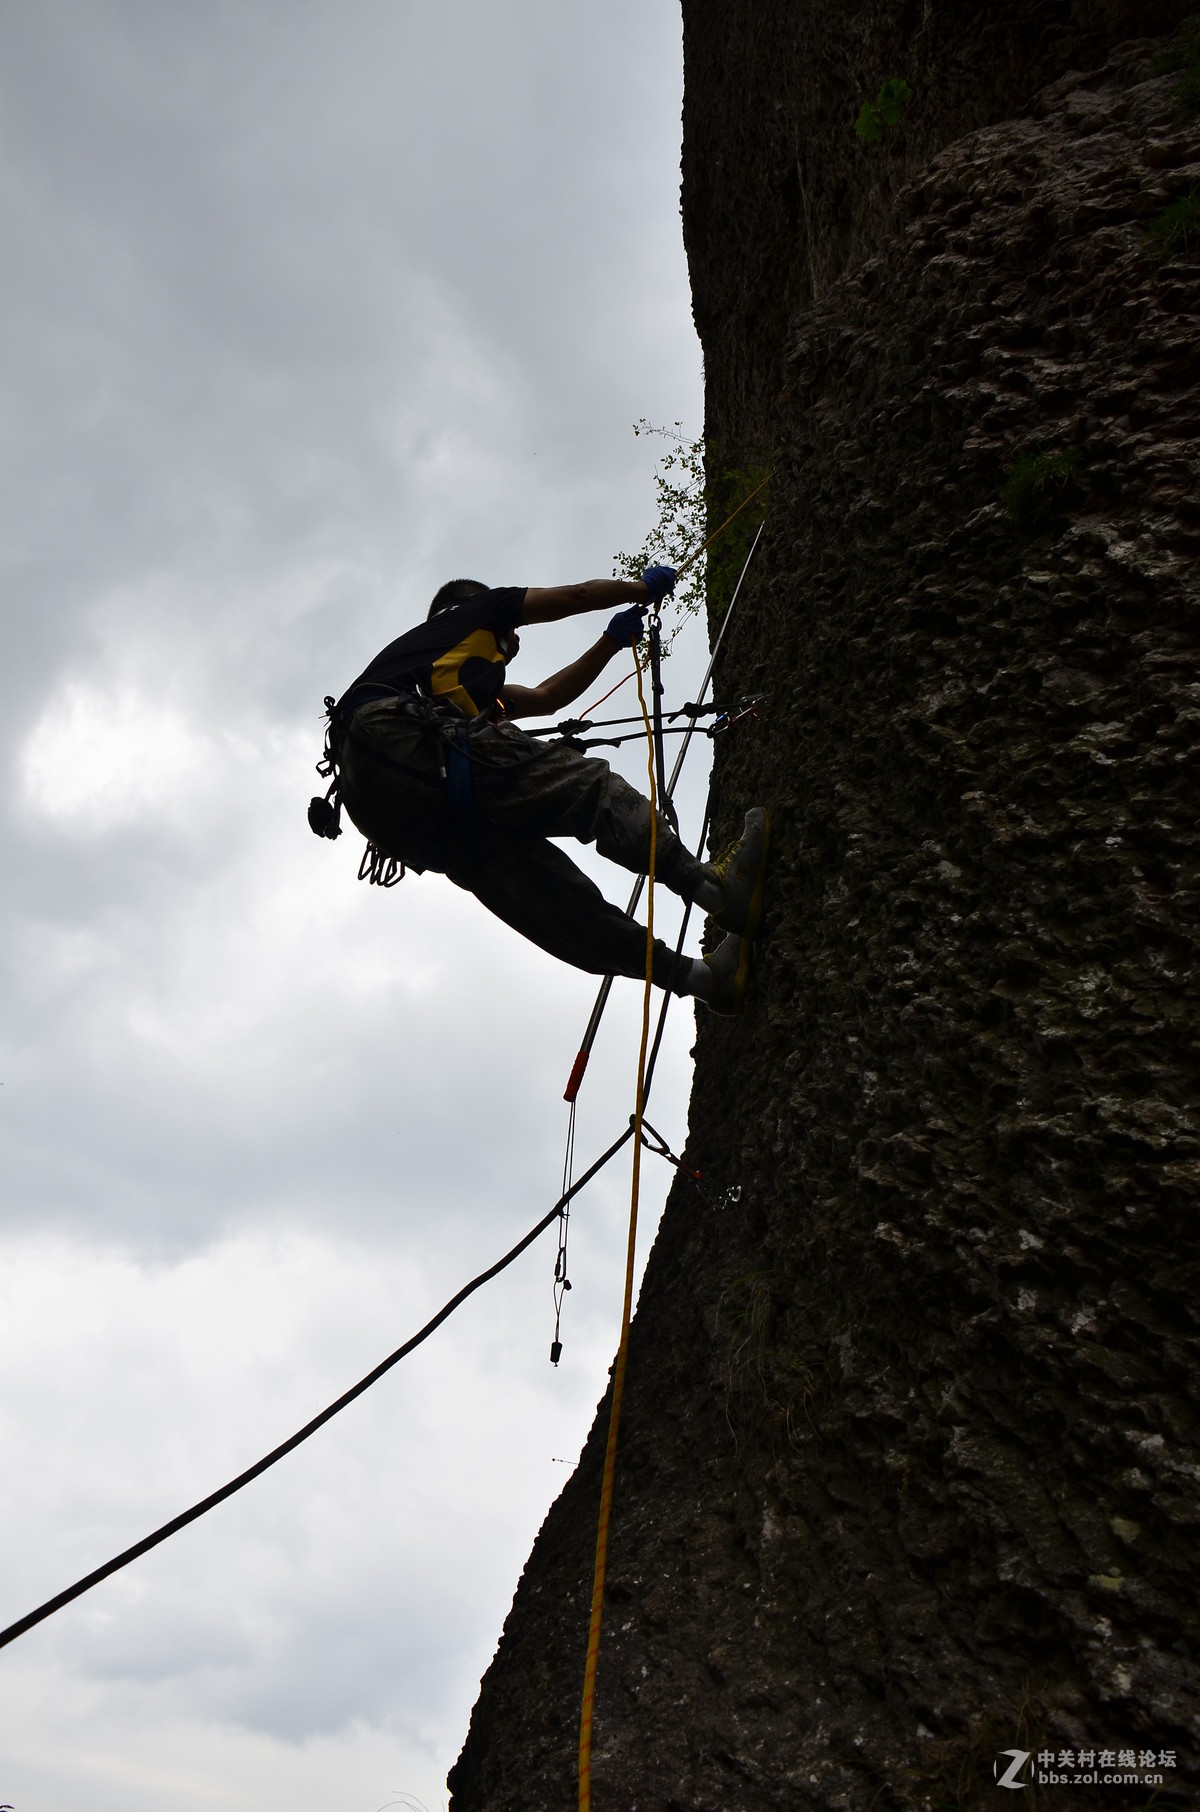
[573,490,770,1799]
[551,1090,579,1367]
[577,644,659,1812]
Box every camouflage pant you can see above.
[338,697,705,989]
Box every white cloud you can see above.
[21,677,217,829]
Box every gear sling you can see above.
[308,686,476,879]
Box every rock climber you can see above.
[316,566,769,1014]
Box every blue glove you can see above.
[641,563,677,606]
[605,604,646,647]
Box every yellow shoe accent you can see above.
[710,807,771,940]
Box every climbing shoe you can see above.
[709,807,771,940]
[702,929,752,1016]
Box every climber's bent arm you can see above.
[502,636,622,719]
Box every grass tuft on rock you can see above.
[1143,189,1200,258]
[1152,14,1200,113]
[1000,449,1083,528]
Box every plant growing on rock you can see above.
[1000,448,1083,529]
[855,77,912,142]
[1152,13,1200,114]
[613,421,706,635]
[1143,188,1200,257]
[613,421,770,649]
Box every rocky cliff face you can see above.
[449,14,1199,1811]
[681,0,1187,461]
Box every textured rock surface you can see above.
[681,0,1189,458]
[448,27,1200,1812]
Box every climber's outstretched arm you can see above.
[522,577,648,624]
[505,567,675,718]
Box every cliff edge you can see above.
[449,9,1199,1808]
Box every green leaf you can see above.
[614,425,770,654]
[855,102,883,142]
[877,77,912,125]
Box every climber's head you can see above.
[428,579,488,619]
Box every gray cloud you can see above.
[0,1,704,1804]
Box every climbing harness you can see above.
[445,736,474,814]
[309,690,518,879]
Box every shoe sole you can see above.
[731,928,753,1009]
[743,808,771,945]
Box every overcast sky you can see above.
[0,4,707,1808]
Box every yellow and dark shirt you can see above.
[340,586,527,719]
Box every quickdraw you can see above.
[523,694,764,747]
[545,695,766,753]
[638,1114,704,1186]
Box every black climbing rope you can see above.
[647,610,679,835]
[0,1123,645,1655]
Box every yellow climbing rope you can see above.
[577,641,659,1812]
[674,469,771,579]
[575,481,773,1800]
